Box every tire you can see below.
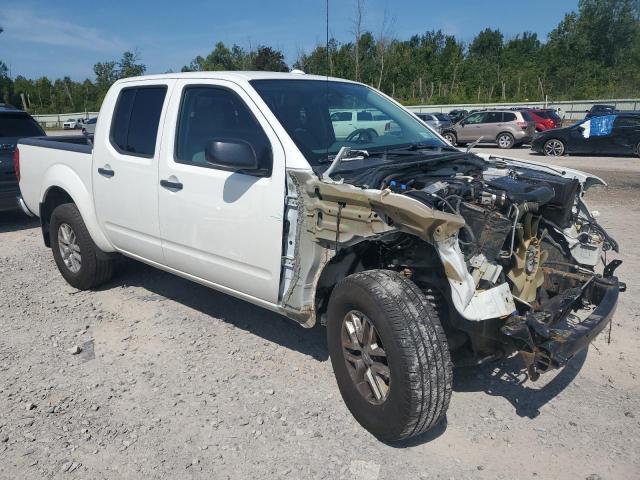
[635,142,640,157]
[327,270,452,442]
[543,138,565,156]
[50,203,113,290]
[442,131,457,145]
[496,132,515,149]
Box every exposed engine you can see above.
[382,162,617,306]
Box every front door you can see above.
[157,80,286,303]
[92,81,172,263]
[456,112,485,142]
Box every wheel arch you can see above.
[39,165,113,252]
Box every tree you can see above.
[252,46,288,71]
[118,50,146,78]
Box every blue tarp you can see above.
[589,114,616,137]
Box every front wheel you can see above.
[327,270,452,442]
[50,203,114,290]
[543,138,565,156]
[442,131,457,145]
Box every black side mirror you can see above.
[205,138,264,175]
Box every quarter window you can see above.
[110,86,167,157]
[175,86,271,173]
[503,112,517,122]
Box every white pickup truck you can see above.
[16,72,623,442]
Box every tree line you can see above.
[0,0,638,115]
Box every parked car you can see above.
[329,109,396,140]
[532,113,640,156]
[82,117,97,135]
[414,112,453,132]
[441,109,536,148]
[63,118,84,130]
[448,109,468,123]
[0,108,45,212]
[522,108,562,131]
[16,72,623,442]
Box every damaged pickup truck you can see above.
[16,72,624,442]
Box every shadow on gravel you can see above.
[101,259,329,362]
[453,348,588,419]
[0,210,39,233]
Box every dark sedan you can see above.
[531,113,640,156]
[0,107,46,212]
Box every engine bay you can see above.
[377,159,616,306]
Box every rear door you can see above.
[479,111,503,141]
[92,81,172,263]
[157,80,286,303]
[608,116,640,154]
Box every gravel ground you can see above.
[1,145,639,479]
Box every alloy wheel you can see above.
[544,139,564,156]
[341,310,390,404]
[58,223,82,273]
[498,134,514,148]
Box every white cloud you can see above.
[0,7,126,53]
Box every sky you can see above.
[0,0,579,81]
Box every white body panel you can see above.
[157,78,286,303]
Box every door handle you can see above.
[160,179,183,191]
[98,167,115,178]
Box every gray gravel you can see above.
[1,147,639,479]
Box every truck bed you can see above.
[18,135,94,217]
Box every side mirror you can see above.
[459,121,465,127]
[205,138,264,175]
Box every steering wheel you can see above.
[345,128,378,143]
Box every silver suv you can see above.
[441,110,536,149]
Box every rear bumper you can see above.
[0,185,20,212]
[502,264,625,372]
[17,195,36,217]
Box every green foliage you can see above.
[0,0,639,113]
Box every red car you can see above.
[524,109,562,131]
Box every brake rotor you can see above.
[507,213,548,302]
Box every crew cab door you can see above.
[608,115,640,154]
[157,80,286,303]
[92,81,173,263]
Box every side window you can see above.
[614,116,640,128]
[503,112,516,122]
[175,86,272,173]
[331,112,352,122]
[356,111,374,121]
[484,112,503,123]
[110,86,167,157]
[464,113,484,124]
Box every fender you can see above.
[40,163,114,252]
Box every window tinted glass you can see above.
[0,114,45,137]
[434,113,449,121]
[175,86,271,172]
[111,89,135,151]
[520,111,533,121]
[503,112,516,122]
[331,111,352,121]
[111,86,166,157]
[484,112,503,123]
[614,116,640,127]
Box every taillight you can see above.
[12,147,20,183]
[516,121,528,129]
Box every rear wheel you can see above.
[543,138,565,156]
[497,132,515,149]
[50,203,114,290]
[327,270,452,442]
[442,131,457,145]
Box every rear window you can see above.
[110,86,167,157]
[434,113,449,121]
[519,111,533,121]
[0,114,45,137]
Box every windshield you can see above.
[250,79,446,165]
[0,114,45,138]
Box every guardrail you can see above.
[406,98,640,121]
[32,112,99,130]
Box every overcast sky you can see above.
[0,0,578,80]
